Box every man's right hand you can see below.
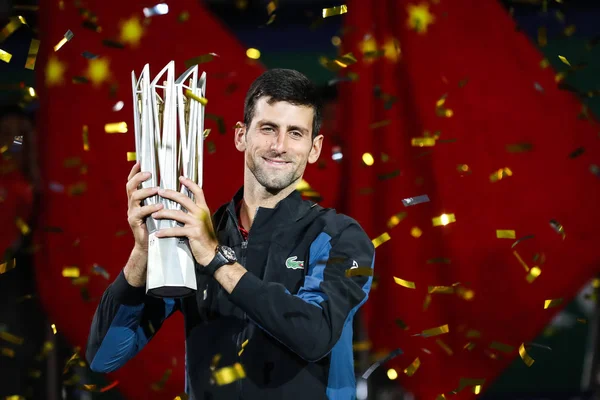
[124,162,163,287]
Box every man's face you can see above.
[236,97,323,193]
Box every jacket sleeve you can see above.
[86,270,179,372]
[228,220,375,362]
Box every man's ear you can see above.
[308,134,324,164]
[234,122,246,152]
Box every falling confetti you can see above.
[513,250,530,272]
[0,17,25,42]
[246,48,261,60]
[403,357,421,376]
[411,137,436,147]
[489,341,514,353]
[54,30,74,51]
[25,38,40,69]
[393,277,416,289]
[558,55,571,67]
[496,230,516,239]
[422,324,449,337]
[544,298,563,309]
[489,167,513,182]
[371,232,391,248]
[436,339,453,355]
[526,266,541,283]
[105,122,128,133]
[402,194,430,207]
[143,3,169,17]
[428,286,454,294]
[361,348,403,379]
[185,89,208,106]
[322,5,348,18]
[387,212,407,228]
[62,267,80,278]
[519,343,535,367]
[213,363,246,386]
[549,219,566,239]
[345,267,374,278]
[0,48,12,63]
[432,213,456,227]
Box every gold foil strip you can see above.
[0,331,24,345]
[403,357,420,376]
[322,5,347,18]
[432,213,456,227]
[513,250,530,272]
[82,125,90,151]
[213,363,246,386]
[127,152,137,161]
[436,339,453,355]
[238,339,249,356]
[0,49,12,63]
[393,277,416,289]
[526,266,541,283]
[428,286,454,294]
[0,17,24,42]
[519,343,535,367]
[496,230,516,239]
[25,39,40,70]
[544,298,563,309]
[451,378,486,395]
[411,137,436,147]
[0,258,17,274]
[62,267,80,278]
[105,122,128,133]
[54,30,74,51]
[558,55,571,67]
[489,341,514,353]
[489,167,513,182]
[422,324,449,337]
[422,294,432,310]
[345,267,373,278]
[371,232,391,248]
[16,217,30,235]
[185,89,208,106]
[387,212,407,228]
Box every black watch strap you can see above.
[204,245,236,276]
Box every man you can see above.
[86,69,375,399]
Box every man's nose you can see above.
[269,131,287,153]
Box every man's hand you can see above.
[152,176,218,266]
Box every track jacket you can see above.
[86,186,375,399]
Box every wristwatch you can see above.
[204,244,237,276]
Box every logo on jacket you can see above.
[285,256,304,270]
[351,260,359,269]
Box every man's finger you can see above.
[126,171,152,197]
[152,209,196,226]
[127,162,140,181]
[179,176,207,208]
[154,227,190,238]
[158,188,198,212]
[132,203,164,222]
[131,187,160,204]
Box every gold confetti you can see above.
[428,286,454,294]
[82,125,90,151]
[432,213,456,227]
[371,232,391,248]
[456,286,475,300]
[151,369,172,391]
[322,4,347,18]
[0,258,16,274]
[422,294,432,310]
[345,267,374,278]
[422,324,449,337]
[496,230,516,239]
[353,341,372,352]
[0,331,24,345]
[0,17,24,42]
[238,339,249,356]
[411,137,436,147]
[185,89,207,106]
[544,298,563,309]
[435,395,447,400]
[513,250,530,272]
[403,357,420,376]
[489,167,513,182]
[25,39,40,70]
[51,324,57,334]
[436,339,453,355]
[395,319,409,330]
[549,219,566,239]
[54,29,74,51]
[105,122,128,133]
[267,0,277,15]
[558,55,571,67]
[127,152,137,161]
[537,26,547,47]
[526,266,541,283]
[2,347,15,358]
[62,267,80,278]
[393,277,416,289]
[490,341,514,353]
[518,343,535,367]
[506,143,533,153]
[387,212,407,228]
[16,217,30,235]
[0,49,12,63]
[451,378,486,395]
[464,342,476,351]
[213,363,246,386]
[246,48,260,59]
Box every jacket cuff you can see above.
[109,270,147,305]
[229,271,263,305]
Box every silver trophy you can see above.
[131,61,206,298]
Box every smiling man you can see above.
[86,69,375,400]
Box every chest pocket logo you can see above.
[285,256,304,270]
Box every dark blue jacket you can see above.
[86,187,375,399]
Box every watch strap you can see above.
[205,251,229,276]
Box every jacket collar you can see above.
[226,185,314,225]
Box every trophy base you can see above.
[146,232,197,298]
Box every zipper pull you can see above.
[241,241,248,249]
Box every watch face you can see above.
[220,246,237,262]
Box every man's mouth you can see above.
[263,157,290,166]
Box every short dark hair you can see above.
[243,69,323,139]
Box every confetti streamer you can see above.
[451,378,486,395]
[0,49,12,63]
[393,277,416,289]
[361,348,403,379]
[54,30,74,51]
[402,194,430,207]
[549,219,566,239]
[411,137,436,147]
[371,232,391,248]
[422,324,449,337]
[489,341,514,353]
[544,298,563,309]
[513,250,530,272]
[518,343,535,367]
[345,267,373,278]
[238,339,249,356]
[511,234,535,248]
[526,266,541,283]
[127,152,137,161]
[151,369,172,391]
[16,217,30,235]
[558,55,571,67]
[322,5,347,18]
[105,122,128,133]
[0,331,24,345]
[185,89,208,106]
[496,230,516,239]
[143,3,169,17]
[82,125,90,151]
[432,213,456,227]
[436,339,453,355]
[213,363,246,386]
[0,17,24,42]
[0,258,16,274]
[489,167,513,182]
[403,357,421,376]
[25,39,40,70]
[428,286,454,294]
[62,267,80,278]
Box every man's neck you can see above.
[239,174,299,231]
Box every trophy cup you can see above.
[131,61,206,298]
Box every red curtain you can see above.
[338,0,600,398]
[36,0,263,398]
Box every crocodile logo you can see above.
[285,256,304,270]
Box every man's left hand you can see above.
[152,176,218,266]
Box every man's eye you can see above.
[290,131,302,137]
[262,127,274,132]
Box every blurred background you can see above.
[2,0,600,399]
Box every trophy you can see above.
[131,61,206,298]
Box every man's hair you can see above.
[243,69,323,139]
